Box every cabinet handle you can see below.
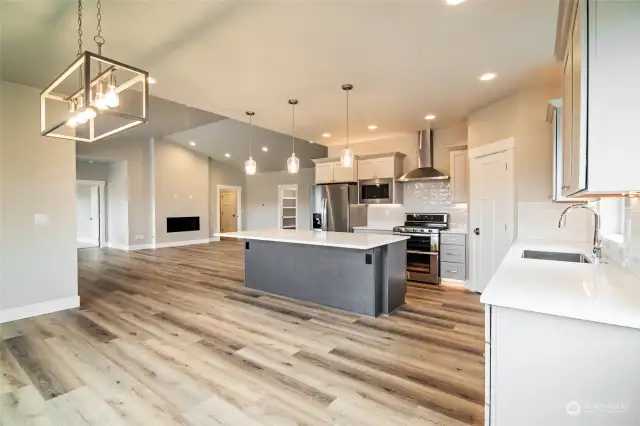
[445,252,457,256]
[447,269,459,273]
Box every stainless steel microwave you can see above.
[359,178,400,204]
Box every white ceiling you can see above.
[1,0,560,146]
[168,120,328,173]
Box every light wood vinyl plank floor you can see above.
[0,240,485,425]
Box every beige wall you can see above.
[0,81,78,312]
[467,83,561,203]
[76,160,110,182]
[77,137,154,246]
[246,168,315,230]
[106,161,129,248]
[326,122,467,176]
[209,157,246,235]
[153,139,210,244]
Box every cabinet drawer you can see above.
[440,261,465,280]
[441,233,466,246]
[440,245,466,263]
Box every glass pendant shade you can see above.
[105,84,120,108]
[93,82,108,110]
[287,153,300,174]
[340,146,354,168]
[245,156,257,175]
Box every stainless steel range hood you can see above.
[397,130,449,182]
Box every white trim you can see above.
[0,296,80,324]
[468,137,515,159]
[278,184,298,230]
[107,242,131,251]
[216,185,243,241]
[76,179,107,248]
[468,138,516,293]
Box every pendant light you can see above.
[41,0,149,142]
[340,84,355,168]
[245,111,257,175]
[287,99,300,174]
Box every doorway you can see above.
[76,180,106,248]
[468,138,516,293]
[216,185,242,239]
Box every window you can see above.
[599,198,625,240]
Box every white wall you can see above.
[209,157,246,234]
[153,139,210,244]
[246,168,315,230]
[106,161,129,249]
[0,81,78,314]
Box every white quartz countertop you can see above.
[215,229,409,250]
[481,239,640,330]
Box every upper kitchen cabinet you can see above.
[449,147,468,203]
[357,153,405,180]
[312,157,358,184]
[559,0,640,197]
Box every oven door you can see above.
[402,233,440,284]
[359,178,393,204]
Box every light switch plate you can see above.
[34,213,50,226]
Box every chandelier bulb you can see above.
[105,84,119,108]
[94,82,109,110]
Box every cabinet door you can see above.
[561,30,573,197]
[357,159,376,180]
[375,157,395,179]
[450,150,468,203]
[315,163,334,183]
[570,0,587,194]
[333,163,356,183]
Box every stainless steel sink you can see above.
[521,250,592,264]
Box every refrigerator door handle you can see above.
[322,198,327,231]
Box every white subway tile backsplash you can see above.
[367,181,468,230]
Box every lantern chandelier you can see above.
[40,0,149,142]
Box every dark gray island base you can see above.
[244,239,407,316]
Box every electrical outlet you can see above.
[135,234,145,241]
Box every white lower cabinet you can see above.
[485,305,640,425]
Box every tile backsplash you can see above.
[368,181,468,230]
[603,198,640,277]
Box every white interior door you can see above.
[89,185,100,246]
[470,149,515,293]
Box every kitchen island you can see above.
[215,229,409,316]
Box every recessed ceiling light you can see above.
[262,146,268,152]
[322,132,331,138]
[479,72,497,81]
[189,141,196,146]
[367,125,378,131]
[225,153,231,158]
[424,115,436,120]
[148,77,157,84]
[445,0,467,5]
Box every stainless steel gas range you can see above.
[393,213,449,284]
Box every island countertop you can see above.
[215,229,409,250]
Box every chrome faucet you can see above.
[558,204,602,264]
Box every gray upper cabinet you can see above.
[559,0,640,197]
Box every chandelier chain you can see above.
[291,103,295,153]
[77,0,83,56]
[94,0,105,53]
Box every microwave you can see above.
[359,178,402,204]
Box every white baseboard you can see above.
[0,296,80,324]
[78,238,96,245]
[107,242,131,251]
[210,236,221,242]
[128,243,154,251]
[153,238,211,249]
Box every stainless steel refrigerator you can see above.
[311,183,367,232]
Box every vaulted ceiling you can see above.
[1,0,560,146]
